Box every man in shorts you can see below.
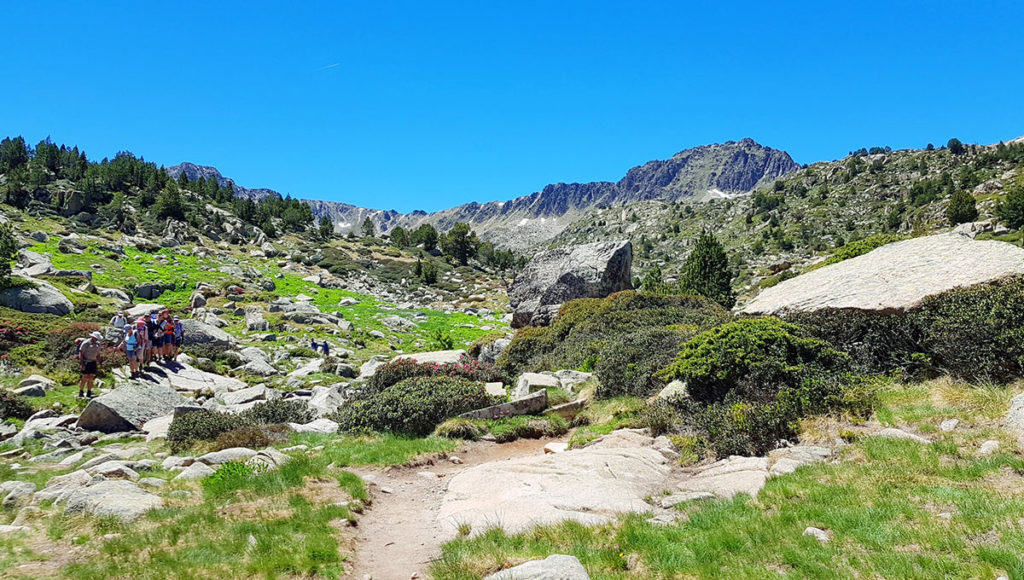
[78,331,103,398]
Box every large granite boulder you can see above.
[743,233,1024,315]
[0,278,74,316]
[508,240,632,328]
[64,480,162,521]
[392,350,467,365]
[180,319,237,350]
[77,382,187,433]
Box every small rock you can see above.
[448,455,463,465]
[875,428,930,444]
[173,462,216,481]
[939,418,959,432]
[803,526,830,543]
[543,442,569,454]
[978,440,1000,456]
[483,554,590,580]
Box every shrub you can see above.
[997,184,1024,229]
[366,358,508,394]
[791,277,1024,382]
[487,415,568,443]
[334,376,497,436]
[688,398,799,457]
[658,318,851,403]
[595,328,686,398]
[498,291,730,377]
[289,347,320,359]
[167,410,249,452]
[214,424,292,451]
[0,389,33,420]
[433,417,485,440]
[636,400,678,436]
[946,190,978,225]
[241,399,314,426]
[202,460,255,497]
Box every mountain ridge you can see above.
[169,138,798,248]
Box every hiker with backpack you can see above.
[78,331,103,398]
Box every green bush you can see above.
[334,376,498,436]
[790,277,1024,382]
[595,328,686,398]
[658,318,851,403]
[202,460,255,497]
[241,399,314,426]
[366,358,507,394]
[167,410,249,452]
[214,424,292,451]
[433,417,485,440]
[636,400,678,436]
[498,291,730,377]
[0,389,33,420]
[487,415,568,443]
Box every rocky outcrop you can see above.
[508,240,632,327]
[743,233,1024,315]
[392,350,467,365]
[484,555,590,580]
[1005,393,1024,448]
[77,382,187,433]
[0,278,74,316]
[437,430,670,537]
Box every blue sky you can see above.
[3,1,1022,212]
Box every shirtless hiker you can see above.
[78,331,103,398]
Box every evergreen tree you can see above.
[390,226,409,247]
[945,190,978,225]
[362,217,375,237]
[678,232,735,308]
[154,184,187,220]
[318,216,334,239]
[0,222,18,286]
[411,223,439,251]
[440,222,477,266]
[998,185,1024,229]
[947,138,965,156]
[640,263,671,294]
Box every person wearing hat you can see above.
[110,311,128,330]
[135,317,149,368]
[119,324,141,377]
[78,331,104,398]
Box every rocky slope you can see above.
[171,139,798,247]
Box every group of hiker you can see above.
[75,309,185,398]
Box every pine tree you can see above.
[678,232,735,308]
[440,222,477,266]
[0,222,18,286]
[945,190,978,225]
[318,216,334,239]
[998,185,1024,229]
[362,217,375,237]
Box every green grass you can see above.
[432,380,1024,579]
[287,432,458,466]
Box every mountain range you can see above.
[168,138,798,249]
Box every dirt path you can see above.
[346,437,562,580]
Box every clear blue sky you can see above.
[3,1,1022,212]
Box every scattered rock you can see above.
[940,418,960,432]
[656,380,688,400]
[514,373,560,399]
[543,442,568,454]
[288,418,339,434]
